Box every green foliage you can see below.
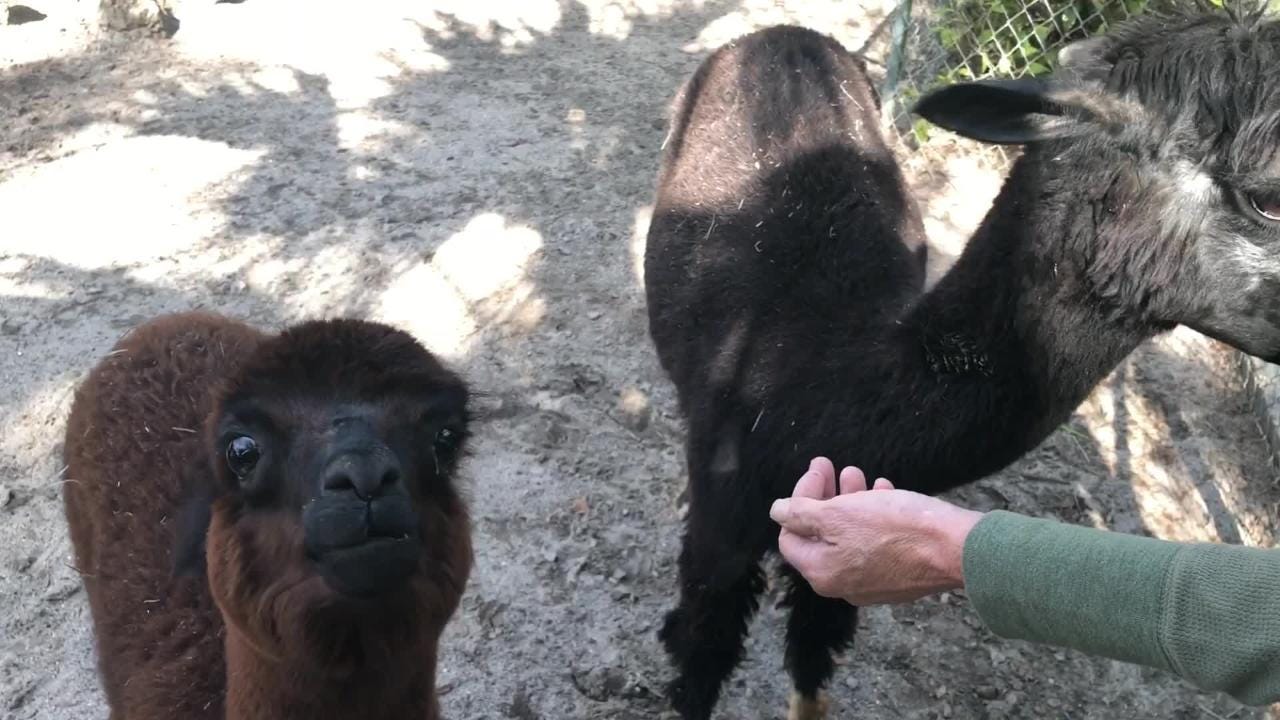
[932,0,1150,84]
[900,0,1277,146]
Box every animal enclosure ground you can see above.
[1,2,1277,719]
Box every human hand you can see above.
[769,458,984,606]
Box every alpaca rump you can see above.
[645,5,1280,719]
[63,311,473,720]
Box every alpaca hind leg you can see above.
[659,526,768,720]
[781,563,858,720]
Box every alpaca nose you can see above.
[322,453,401,500]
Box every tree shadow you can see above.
[1116,340,1279,546]
[1,2,831,718]
[6,1,1270,718]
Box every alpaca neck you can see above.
[870,157,1157,490]
[222,622,439,720]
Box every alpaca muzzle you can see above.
[302,491,421,598]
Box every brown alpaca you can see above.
[63,312,473,720]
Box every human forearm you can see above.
[963,511,1280,705]
[775,460,1280,704]
[963,511,1177,670]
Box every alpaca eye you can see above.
[1248,192,1280,222]
[434,427,460,452]
[226,436,260,479]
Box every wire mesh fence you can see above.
[879,0,1151,171]
[876,0,1280,480]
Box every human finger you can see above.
[838,466,867,494]
[769,496,826,537]
[792,457,837,500]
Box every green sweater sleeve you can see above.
[963,510,1280,706]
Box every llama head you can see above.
[181,319,471,669]
[915,3,1280,361]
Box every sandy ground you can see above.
[2,2,1279,719]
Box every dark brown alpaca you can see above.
[63,312,473,720]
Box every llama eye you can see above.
[434,427,460,452]
[226,436,260,479]
[1248,192,1280,222]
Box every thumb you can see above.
[769,496,825,538]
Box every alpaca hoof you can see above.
[787,691,828,720]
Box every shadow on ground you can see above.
[0,2,1274,718]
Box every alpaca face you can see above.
[915,6,1280,361]
[212,390,466,598]
[193,320,472,666]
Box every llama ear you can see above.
[172,480,216,578]
[912,78,1098,145]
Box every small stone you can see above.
[7,681,36,711]
[570,666,625,701]
[566,556,589,582]
[615,387,652,433]
[101,0,179,36]
[844,675,858,690]
[7,5,46,24]
[586,310,602,320]
[976,685,1000,701]
[503,688,538,720]
[0,484,11,508]
[43,579,82,602]
[12,553,36,573]
[532,412,569,448]
[941,702,953,718]
[219,278,248,294]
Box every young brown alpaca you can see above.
[63,312,473,720]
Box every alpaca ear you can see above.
[172,477,217,577]
[1056,36,1111,82]
[912,78,1098,145]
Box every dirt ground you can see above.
[2,2,1279,719]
